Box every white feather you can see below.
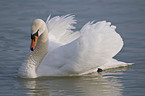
[18,14,133,78]
[46,14,80,52]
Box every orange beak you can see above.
[30,36,38,51]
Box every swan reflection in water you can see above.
[18,67,129,96]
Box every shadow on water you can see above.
[17,67,131,96]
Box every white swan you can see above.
[18,14,132,78]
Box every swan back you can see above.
[37,20,124,76]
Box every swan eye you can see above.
[31,29,39,41]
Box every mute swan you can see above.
[18,14,132,78]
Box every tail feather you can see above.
[99,59,134,70]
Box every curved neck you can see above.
[30,26,48,66]
[18,25,48,78]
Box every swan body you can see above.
[18,15,132,78]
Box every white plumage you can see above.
[18,15,132,78]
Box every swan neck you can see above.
[18,25,48,78]
[31,27,48,65]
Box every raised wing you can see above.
[46,14,80,52]
[79,21,123,59]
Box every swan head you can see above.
[30,19,46,51]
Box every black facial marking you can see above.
[97,68,103,72]
[31,29,39,41]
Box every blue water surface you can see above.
[0,0,145,96]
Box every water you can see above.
[0,0,145,95]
